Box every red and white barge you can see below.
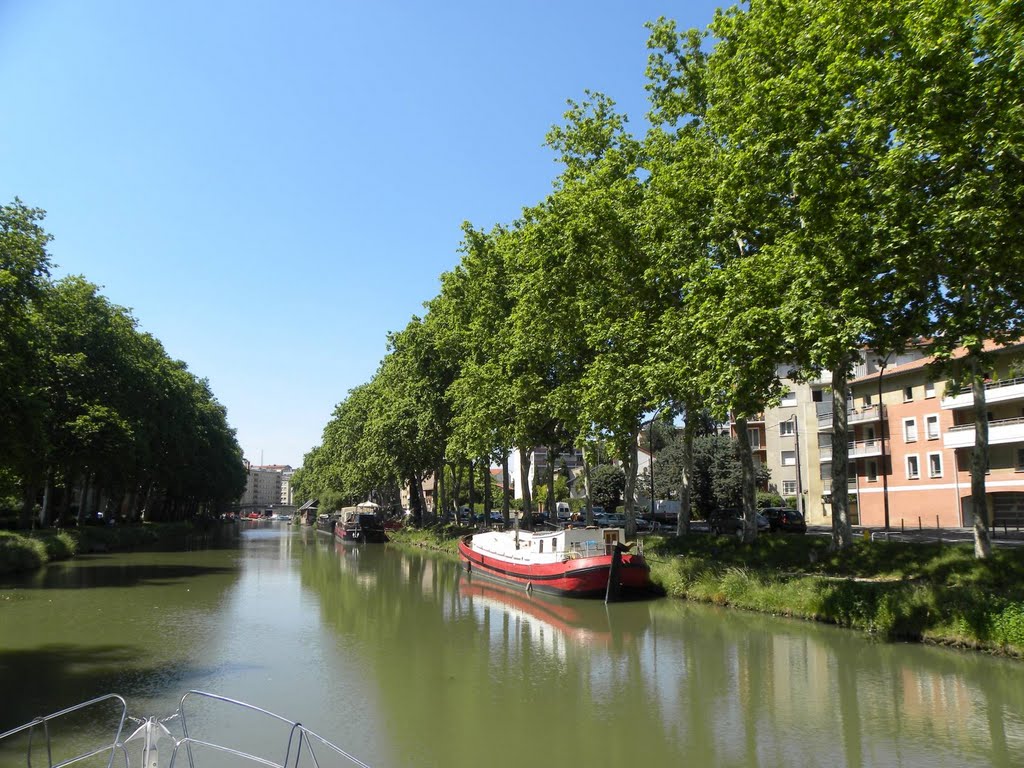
[458,525,651,600]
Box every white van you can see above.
[555,501,571,520]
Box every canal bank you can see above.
[0,521,238,576]
[388,525,1024,658]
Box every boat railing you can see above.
[566,540,606,559]
[172,690,371,768]
[0,690,371,768]
[0,693,129,768]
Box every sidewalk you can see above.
[843,525,1024,547]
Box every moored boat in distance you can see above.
[334,503,388,544]
[316,512,338,535]
[458,525,651,600]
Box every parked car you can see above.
[707,508,770,536]
[760,507,807,534]
[555,501,571,521]
[603,513,628,528]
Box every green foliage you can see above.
[589,464,624,510]
[757,491,784,509]
[645,534,1024,653]
[0,531,47,574]
[0,205,245,528]
[690,434,770,515]
[990,603,1024,649]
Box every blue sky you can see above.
[0,1,723,467]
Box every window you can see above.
[748,428,761,448]
[928,453,943,478]
[1017,448,1024,472]
[906,455,920,480]
[812,389,824,403]
[783,480,797,495]
[903,417,918,442]
[863,393,873,407]
[779,420,795,436]
[781,391,797,406]
[925,414,940,440]
[925,381,936,399]
[782,451,796,466]
[903,385,914,402]
[867,461,878,482]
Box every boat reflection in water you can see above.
[457,570,652,659]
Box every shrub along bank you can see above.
[0,522,234,576]
[389,526,1024,658]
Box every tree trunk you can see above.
[581,445,595,526]
[501,450,511,524]
[19,480,36,530]
[449,462,462,519]
[547,445,557,523]
[436,465,445,524]
[622,428,640,539]
[41,470,54,527]
[831,363,854,548]
[408,473,422,526]
[677,411,694,536]
[482,456,492,520]
[969,355,992,558]
[734,415,757,543]
[518,448,533,528]
[77,473,92,525]
[417,474,428,525]
[467,457,475,521]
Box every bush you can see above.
[757,492,784,508]
[991,602,1024,648]
[0,531,48,574]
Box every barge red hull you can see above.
[457,535,651,599]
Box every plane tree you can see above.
[641,23,720,536]
[440,223,519,524]
[538,91,656,538]
[0,200,53,524]
[644,16,790,544]
[893,0,1024,557]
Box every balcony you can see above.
[817,404,886,431]
[850,438,883,459]
[942,376,1024,410]
[818,439,884,462]
[943,416,1024,449]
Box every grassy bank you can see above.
[0,522,233,576]
[390,525,1024,657]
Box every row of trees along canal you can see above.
[291,0,1024,559]
[0,200,247,529]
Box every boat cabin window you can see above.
[539,541,544,553]
[603,529,619,555]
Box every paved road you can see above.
[670,521,1024,547]
[851,524,1024,547]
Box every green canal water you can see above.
[1,523,1023,767]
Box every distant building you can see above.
[508,447,587,501]
[239,464,293,509]
[728,349,931,525]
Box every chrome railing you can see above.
[0,690,371,768]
